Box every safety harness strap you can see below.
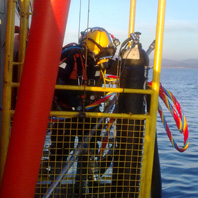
[70,53,87,82]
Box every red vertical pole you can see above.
[0,0,71,197]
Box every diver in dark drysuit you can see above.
[49,27,119,197]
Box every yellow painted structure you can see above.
[128,0,136,36]
[0,0,31,185]
[0,0,16,184]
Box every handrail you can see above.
[140,0,166,197]
[17,0,30,81]
[11,83,153,94]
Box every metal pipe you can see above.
[128,0,136,37]
[17,0,30,81]
[0,1,71,197]
[49,111,151,119]
[55,85,153,94]
[11,82,154,94]
[0,0,15,185]
[9,109,151,120]
[140,0,166,197]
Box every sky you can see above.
[63,0,198,61]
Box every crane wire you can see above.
[85,0,90,69]
[78,0,82,42]
[82,0,91,112]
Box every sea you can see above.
[148,68,198,198]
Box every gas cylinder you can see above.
[119,32,149,108]
[112,32,149,197]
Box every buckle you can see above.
[77,76,83,86]
[88,79,96,86]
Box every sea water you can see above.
[149,68,198,198]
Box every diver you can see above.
[49,27,119,197]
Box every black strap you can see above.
[82,37,103,51]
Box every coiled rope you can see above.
[148,81,189,152]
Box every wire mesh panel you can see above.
[35,112,147,198]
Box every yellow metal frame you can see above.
[36,111,149,198]
[11,82,153,94]
[0,0,166,197]
[0,0,16,184]
[128,0,136,36]
[0,0,31,184]
[17,0,31,81]
[140,0,166,196]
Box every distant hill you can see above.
[149,59,198,68]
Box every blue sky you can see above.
[63,0,198,61]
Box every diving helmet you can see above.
[79,27,119,64]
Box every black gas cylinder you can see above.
[119,39,149,113]
[112,33,149,197]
